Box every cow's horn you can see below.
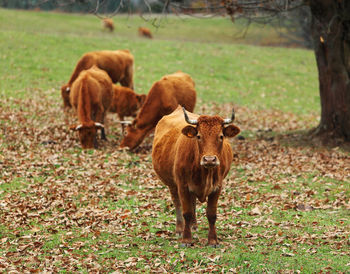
[75,124,83,130]
[117,121,132,125]
[95,122,104,128]
[182,107,198,125]
[223,108,235,124]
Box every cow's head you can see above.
[119,120,150,150]
[125,94,147,118]
[137,94,147,108]
[61,84,71,108]
[181,107,240,168]
[70,122,104,149]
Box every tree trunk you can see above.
[309,0,350,143]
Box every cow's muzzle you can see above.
[200,155,220,168]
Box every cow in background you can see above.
[61,49,134,108]
[120,71,196,150]
[152,106,240,246]
[69,66,113,149]
[109,85,146,134]
[102,18,114,32]
[138,27,153,39]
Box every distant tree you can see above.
[274,6,313,48]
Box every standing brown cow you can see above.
[69,66,113,149]
[138,27,153,39]
[109,85,146,133]
[61,50,134,108]
[152,106,240,246]
[102,18,114,32]
[120,71,196,150]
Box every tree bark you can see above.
[309,0,350,142]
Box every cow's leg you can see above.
[191,195,197,230]
[168,185,183,235]
[95,107,107,140]
[101,111,108,140]
[206,190,220,247]
[119,115,126,136]
[100,128,106,140]
[178,186,195,246]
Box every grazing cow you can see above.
[109,85,146,133]
[152,106,240,246]
[138,27,153,39]
[69,66,113,149]
[119,71,196,150]
[102,18,114,32]
[61,49,134,108]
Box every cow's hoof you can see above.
[208,243,220,248]
[175,224,184,235]
[180,242,193,248]
[180,238,193,247]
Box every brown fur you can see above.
[109,85,146,133]
[69,66,113,149]
[61,49,134,108]
[102,18,114,32]
[120,71,196,150]
[138,27,153,39]
[152,106,240,246]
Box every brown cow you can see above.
[138,27,153,39]
[102,18,114,32]
[69,66,113,149]
[61,49,134,108]
[109,85,146,133]
[152,106,240,246]
[119,71,196,150]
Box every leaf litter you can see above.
[0,89,349,272]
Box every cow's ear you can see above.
[223,124,240,138]
[70,124,82,131]
[69,124,77,131]
[182,126,197,138]
[137,94,146,105]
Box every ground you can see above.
[0,8,350,273]
[1,88,349,272]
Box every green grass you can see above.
[0,8,319,115]
[1,7,349,273]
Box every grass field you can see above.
[1,8,350,273]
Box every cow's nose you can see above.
[201,155,220,168]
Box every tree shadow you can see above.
[256,128,350,153]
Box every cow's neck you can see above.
[193,166,220,203]
[77,81,92,124]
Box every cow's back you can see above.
[157,73,196,113]
[87,66,113,110]
[81,50,133,83]
[70,67,113,113]
[93,51,125,82]
[152,107,198,187]
[135,73,196,129]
